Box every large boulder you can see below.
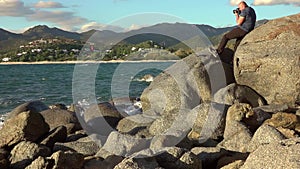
[234,13,300,105]
[25,151,85,169]
[53,136,100,156]
[100,131,150,157]
[50,151,84,169]
[147,107,195,137]
[0,111,49,148]
[141,50,233,116]
[218,103,253,152]
[40,126,68,149]
[248,124,286,152]
[187,102,227,142]
[80,102,122,136]
[40,108,81,134]
[25,156,53,169]
[213,83,266,107]
[116,114,155,135]
[9,141,51,169]
[6,101,49,120]
[241,138,300,169]
[263,112,300,130]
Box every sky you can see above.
[0,0,299,33]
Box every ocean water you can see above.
[0,62,174,115]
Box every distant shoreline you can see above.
[0,60,179,65]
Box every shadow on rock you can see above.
[219,48,234,66]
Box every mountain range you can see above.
[0,20,268,52]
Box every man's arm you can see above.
[235,14,245,26]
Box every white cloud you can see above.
[27,10,89,31]
[230,0,300,6]
[0,0,34,16]
[0,0,147,33]
[126,24,146,31]
[79,22,126,32]
[230,0,243,6]
[79,22,150,33]
[34,1,65,8]
[253,0,300,6]
[0,0,89,31]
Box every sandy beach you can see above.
[0,59,178,65]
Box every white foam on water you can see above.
[0,114,7,129]
[124,101,143,116]
[132,74,154,82]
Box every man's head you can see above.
[238,1,248,11]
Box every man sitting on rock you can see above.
[217,1,256,55]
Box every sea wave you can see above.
[132,74,154,82]
[0,114,7,129]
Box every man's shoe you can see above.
[216,49,223,55]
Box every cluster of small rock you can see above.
[0,97,299,169]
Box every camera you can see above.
[233,8,241,14]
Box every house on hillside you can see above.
[2,57,11,62]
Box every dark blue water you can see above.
[0,62,174,114]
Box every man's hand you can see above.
[235,13,240,24]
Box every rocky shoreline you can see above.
[0,99,299,169]
[0,13,299,169]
